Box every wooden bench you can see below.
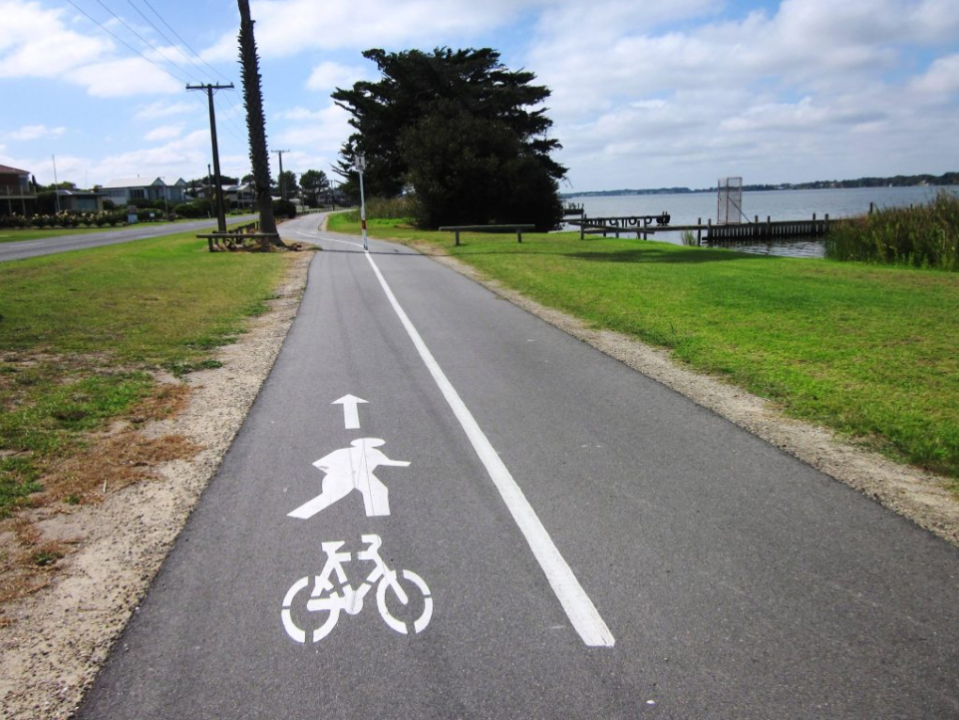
[196,231,279,252]
[438,224,536,246]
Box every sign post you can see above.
[355,153,368,251]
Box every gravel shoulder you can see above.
[1,234,956,719]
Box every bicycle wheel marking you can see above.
[281,534,432,644]
[281,577,310,643]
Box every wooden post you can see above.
[707,218,712,240]
[824,213,829,234]
[697,218,701,245]
[869,202,875,215]
[455,230,461,246]
[517,229,522,243]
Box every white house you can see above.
[101,176,188,205]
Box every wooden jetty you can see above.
[567,213,836,244]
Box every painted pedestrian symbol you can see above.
[289,438,410,519]
[281,534,433,643]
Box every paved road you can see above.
[0,215,256,262]
[77,214,959,719]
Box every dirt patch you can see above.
[415,242,959,549]
[0,250,312,720]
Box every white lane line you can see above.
[291,228,363,250]
[363,250,615,648]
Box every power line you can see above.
[139,0,234,84]
[91,0,203,84]
[212,90,248,143]
[63,0,190,86]
[123,0,216,85]
[221,89,250,138]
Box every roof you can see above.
[102,176,186,189]
[56,189,102,197]
[0,164,30,175]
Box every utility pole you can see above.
[187,83,234,233]
[52,154,61,213]
[273,149,290,200]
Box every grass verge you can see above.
[329,213,959,487]
[0,229,287,517]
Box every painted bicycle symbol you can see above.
[281,534,433,643]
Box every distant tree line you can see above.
[563,171,959,198]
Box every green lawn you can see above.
[330,214,959,486]
[0,230,287,515]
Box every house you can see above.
[56,189,105,212]
[100,176,188,205]
[0,163,37,216]
[224,182,255,208]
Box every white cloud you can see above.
[0,1,190,98]
[134,100,200,120]
[911,54,959,95]
[4,0,957,192]
[145,125,185,142]
[0,0,110,78]
[66,57,181,98]
[274,104,352,152]
[6,124,67,141]
[515,0,959,188]
[92,130,211,182]
[306,61,367,91]
[202,0,545,60]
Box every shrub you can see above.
[273,198,297,219]
[825,190,959,271]
[175,199,211,219]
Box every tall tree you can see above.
[333,47,566,229]
[300,169,330,207]
[237,0,280,243]
[278,170,299,199]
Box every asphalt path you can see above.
[77,214,959,718]
[0,214,256,262]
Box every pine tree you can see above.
[237,0,280,243]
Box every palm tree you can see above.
[237,0,280,245]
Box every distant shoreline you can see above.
[562,172,959,199]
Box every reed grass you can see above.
[342,196,417,222]
[825,190,959,270]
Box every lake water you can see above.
[563,185,959,258]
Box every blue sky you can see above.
[2,0,957,192]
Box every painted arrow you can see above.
[332,394,368,430]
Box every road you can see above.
[77,214,959,719]
[0,214,256,262]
